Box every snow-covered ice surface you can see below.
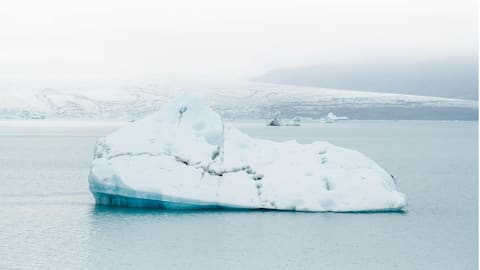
[89,95,407,212]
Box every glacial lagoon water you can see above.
[0,120,477,269]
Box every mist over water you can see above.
[255,56,479,100]
[1,0,477,83]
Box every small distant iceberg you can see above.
[266,111,282,126]
[89,95,406,212]
[285,116,301,126]
[267,112,301,126]
[323,112,349,123]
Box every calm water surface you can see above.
[0,121,477,269]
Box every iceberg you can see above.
[323,112,349,123]
[285,116,301,126]
[266,111,282,126]
[88,95,406,212]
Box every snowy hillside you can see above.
[1,81,477,120]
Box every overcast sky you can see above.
[1,0,477,82]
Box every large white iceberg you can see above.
[89,95,407,212]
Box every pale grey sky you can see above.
[1,0,477,81]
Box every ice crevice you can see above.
[105,151,264,181]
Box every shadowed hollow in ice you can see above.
[89,95,407,212]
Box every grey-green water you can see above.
[0,121,477,269]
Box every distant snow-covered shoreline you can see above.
[1,82,477,121]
